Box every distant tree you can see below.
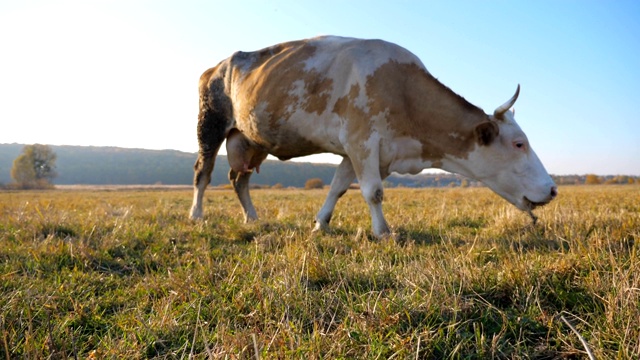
[11,144,57,189]
[603,175,631,185]
[11,155,36,186]
[584,174,601,185]
[304,178,324,190]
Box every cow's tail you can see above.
[193,64,231,186]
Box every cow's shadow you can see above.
[312,224,442,247]
[393,227,443,247]
[213,219,448,249]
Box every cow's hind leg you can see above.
[348,144,391,239]
[313,156,356,233]
[225,130,267,222]
[189,83,229,220]
[191,153,216,220]
[190,143,225,220]
[229,169,258,222]
[358,173,391,239]
[360,178,391,238]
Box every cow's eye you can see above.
[513,141,526,150]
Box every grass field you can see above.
[0,185,638,359]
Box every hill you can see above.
[0,144,344,188]
[7,144,633,188]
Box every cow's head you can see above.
[467,85,557,216]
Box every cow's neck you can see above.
[410,72,488,169]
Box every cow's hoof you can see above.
[382,232,400,242]
[312,220,330,233]
[372,230,398,242]
[244,217,258,223]
[189,207,203,220]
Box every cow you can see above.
[189,36,557,238]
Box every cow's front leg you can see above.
[314,157,356,233]
[229,169,258,222]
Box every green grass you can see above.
[0,185,638,358]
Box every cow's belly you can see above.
[235,111,346,161]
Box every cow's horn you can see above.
[494,84,520,120]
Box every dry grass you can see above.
[0,185,638,358]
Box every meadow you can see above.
[0,185,638,359]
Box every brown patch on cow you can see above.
[233,40,334,126]
[332,83,361,116]
[363,61,489,162]
[226,39,334,159]
[302,76,333,115]
[373,188,384,203]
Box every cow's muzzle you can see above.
[524,185,557,210]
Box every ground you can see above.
[0,185,638,358]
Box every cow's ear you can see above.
[475,121,499,146]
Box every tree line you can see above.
[1,144,638,189]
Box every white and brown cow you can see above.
[190,36,557,238]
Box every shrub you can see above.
[304,178,324,189]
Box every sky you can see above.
[1,0,639,175]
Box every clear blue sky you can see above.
[1,0,639,175]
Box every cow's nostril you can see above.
[550,186,558,198]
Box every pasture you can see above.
[0,185,638,358]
